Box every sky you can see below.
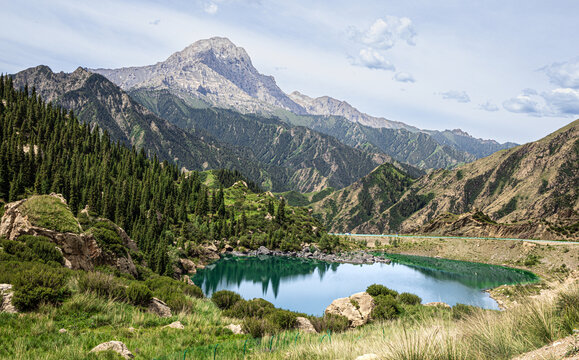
[1,0,578,143]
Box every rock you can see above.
[205,243,218,252]
[127,327,136,332]
[163,321,184,329]
[147,297,172,318]
[265,213,273,221]
[355,354,380,360]
[225,323,244,334]
[325,292,375,327]
[0,284,17,314]
[90,341,134,359]
[257,246,271,255]
[59,328,67,334]
[182,275,195,285]
[424,302,451,309]
[295,317,316,333]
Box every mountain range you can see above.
[309,120,578,240]
[92,37,516,168]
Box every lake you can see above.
[192,254,538,315]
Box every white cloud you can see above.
[349,15,416,71]
[149,19,160,25]
[542,57,579,89]
[360,16,416,50]
[351,48,395,71]
[502,88,579,117]
[393,71,415,83]
[204,2,218,14]
[440,90,470,103]
[479,101,499,112]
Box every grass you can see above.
[19,195,81,234]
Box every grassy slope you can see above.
[20,195,81,234]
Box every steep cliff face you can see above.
[0,195,138,276]
[311,120,579,239]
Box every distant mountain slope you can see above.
[129,88,397,192]
[10,65,295,190]
[93,37,515,168]
[311,120,579,240]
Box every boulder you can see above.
[0,284,17,314]
[225,323,244,334]
[58,328,67,334]
[355,354,380,360]
[163,321,184,329]
[179,258,196,273]
[295,317,317,333]
[424,302,451,309]
[90,341,134,359]
[256,246,271,255]
[147,297,172,318]
[325,292,375,327]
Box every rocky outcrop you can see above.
[0,284,17,314]
[325,292,375,328]
[0,195,138,276]
[179,258,196,274]
[89,341,134,359]
[148,298,172,318]
[295,317,317,333]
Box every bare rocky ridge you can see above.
[289,91,416,131]
[0,194,138,276]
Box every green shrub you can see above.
[366,284,399,298]
[183,283,204,298]
[21,236,64,265]
[398,292,422,305]
[452,303,478,320]
[267,309,297,330]
[12,263,70,311]
[211,290,242,310]
[242,317,274,338]
[77,272,127,300]
[371,295,402,320]
[126,283,152,306]
[556,287,579,333]
[89,226,126,257]
[309,313,350,333]
[224,298,276,319]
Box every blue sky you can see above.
[1,0,578,143]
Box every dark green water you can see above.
[192,254,538,315]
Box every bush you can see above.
[309,313,350,333]
[126,283,152,306]
[452,303,478,320]
[224,298,276,319]
[398,292,422,305]
[21,236,64,265]
[211,290,242,310]
[77,272,127,300]
[366,284,399,298]
[12,263,70,311]
[242,317,271,338]
[183,283,204,299]
[267,309,297,330]
[556,287,579,333]
[371,295,402,320]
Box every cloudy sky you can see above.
[1,0,578,143]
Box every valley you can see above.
[0,29,577,360]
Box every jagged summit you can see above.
[92,37,306,115]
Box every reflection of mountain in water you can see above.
[385,253,538,289]
[192,255,338,297]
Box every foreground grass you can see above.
[1,281,576,359]
[0,292,241,360]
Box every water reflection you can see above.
[192,255,538,315]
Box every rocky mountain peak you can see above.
[173,37,252,65]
